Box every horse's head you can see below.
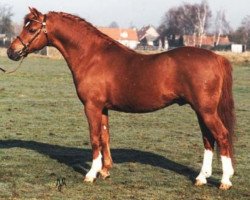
[7,7,49,61]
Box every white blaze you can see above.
[25,21,31,27]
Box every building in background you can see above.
[183,35,230,48]
[98,27,139,49]
[0,34,9,47]
[167,34,232,50]
[137,25,168,50]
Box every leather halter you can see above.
[17,15,49,57]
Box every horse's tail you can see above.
[217,56,236,163]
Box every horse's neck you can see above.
[48,14,102,70]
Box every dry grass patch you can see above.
[216,51,250,65]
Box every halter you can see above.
[0,15,49,74]
[17,15,49,57]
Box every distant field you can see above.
[0,56,249,199]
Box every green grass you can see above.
[0,56,249,199]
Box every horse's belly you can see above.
[108,93,176,113]
[109,103,166,113]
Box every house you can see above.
[183,35,230,47]
[137,25,167,50]
[98,27,139,49]
[168,34,231,49]
[231,44,247,53]
[138,25,159,46]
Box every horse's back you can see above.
[165,46,220,68]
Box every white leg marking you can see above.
[221,156,234,186]
[103,125,107,130]
[196,149,213,184]
[85,152,103,180]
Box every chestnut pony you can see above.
[7,8,235,190]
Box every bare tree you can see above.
[109,21,119,28]
[159,0,212,47]
[214,10,231,46]
[159,5,195,36]
[0,4,14,37]
[241,15,250,45]
[182,0,211,47]
[231,15,250,49]
[195,0,211,47]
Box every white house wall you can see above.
[118,40,139,49]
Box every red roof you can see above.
[98,27,138,41]
[183,35,230,46]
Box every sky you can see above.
[1,0,249,30]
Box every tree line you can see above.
[158,0,250,48]
[0,2,250,49]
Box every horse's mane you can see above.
[48,11,136,53]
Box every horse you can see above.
[7,7,235,190]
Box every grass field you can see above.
[0,55,249,200]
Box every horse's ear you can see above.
[28,7,42,18]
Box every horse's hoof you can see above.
[194,179,206,187]
[83,176,96,183]
[219,183,232,190]
[99,170,110,180]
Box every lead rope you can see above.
[0,66,5,73]
[0,57,25,74]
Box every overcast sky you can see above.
[1,0,249,29]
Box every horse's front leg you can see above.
[84,103,103,182]
[99,108,113,179]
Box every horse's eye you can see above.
[29,29,36,34]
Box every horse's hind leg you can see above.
[99,108,113,179]
[195,114,215,186]
[199,112,234,190]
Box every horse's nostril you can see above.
[7,48,21,61]
[7,48,13,58]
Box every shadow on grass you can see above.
[0,139,219,187]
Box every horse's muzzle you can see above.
[7,47,24,61]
